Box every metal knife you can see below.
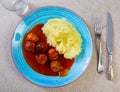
[106,12,113,80]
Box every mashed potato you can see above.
[42,18,82,59]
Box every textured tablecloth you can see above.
[0,0,120,92]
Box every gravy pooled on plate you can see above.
[22,24,74,76]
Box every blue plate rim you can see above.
[11,6,93,87]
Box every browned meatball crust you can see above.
[26,33,39,42]
[35,53,48,64]
[50,61,63,72]
[48,48,58,60]
[36,42,48,53]
[24,41,35,52]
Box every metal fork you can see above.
[94,19,104,74]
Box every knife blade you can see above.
[106,12,113,80]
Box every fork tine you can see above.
[94,17,102,37]
[95,17,100,29]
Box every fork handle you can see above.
[97,39,104,74]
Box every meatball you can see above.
[48,48,58,60]
[36,42,48,53]
[35,54,48,64]
[24,41,35,52]
[26,33,39,42]
[58,69,69,76]
[50,61,63,72]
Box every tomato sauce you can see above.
[22,24,74,76]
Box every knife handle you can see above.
[107,54,113,80]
